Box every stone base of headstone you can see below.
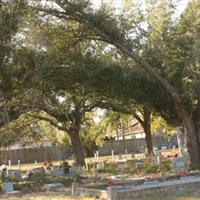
[172,157,187,172]
[4,191,21,195]
[44,183,65,190]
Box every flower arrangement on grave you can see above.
[43,160,53,169]
[60,161,71,175]
[107,180,115,187]
[178,171,188,177]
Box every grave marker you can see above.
[111,150,114,160]
[8,170,21,180]
[177,127,185,156]
[2,182,14,193]
[44,183,65,190]
[69,166,81,176]
[96,151,99,160]
[172,157,187,172]
[97,161,105,170]
[18,160,21,170]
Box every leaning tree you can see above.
[31,0,200,166]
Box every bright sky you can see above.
[91,0,189,17]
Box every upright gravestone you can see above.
[18,160,21,171]
[111,150,114,160]
[2,182,14,193]
[8,170,21,180]
[96,151,99,161]
[177,127,185,157]
[8,160,11,167]
[69,166,81,176]
[97,161,105,170]
[172,157,187,172]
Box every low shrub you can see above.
[138,159,172,174]
[0,179,2,192]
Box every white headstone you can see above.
[111,150,114,159]
[153,147,158,151]
[97,161,105,170]
[161,146,167,150]
[8,160,11,167]
[18,160,21,170]
[177,128,185,156]
[96,151,99,158]
[157,155,161,164]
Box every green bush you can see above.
[72,173,81,182]
[28,173,48,191]
[103,162,118,174]
[157,160,172,173]
[0,179,2,191]
[141,160,158,174]
[139,159,172,174]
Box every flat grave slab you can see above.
[52,168,64,177]
[44,183,65,190]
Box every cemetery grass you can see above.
[0,192,95,200]
[1,187,200,200]
[141,187,200,200]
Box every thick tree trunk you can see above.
[182,111,200,167]
[143,108,154,155]
[69,129,85,166]
[189,89,200,167]
[133,109,154,155]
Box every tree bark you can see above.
[69,128,85,166]
[143,108,154,155]
[133,109,154,155]
[182,113,200,167]
[189,87,200,167]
